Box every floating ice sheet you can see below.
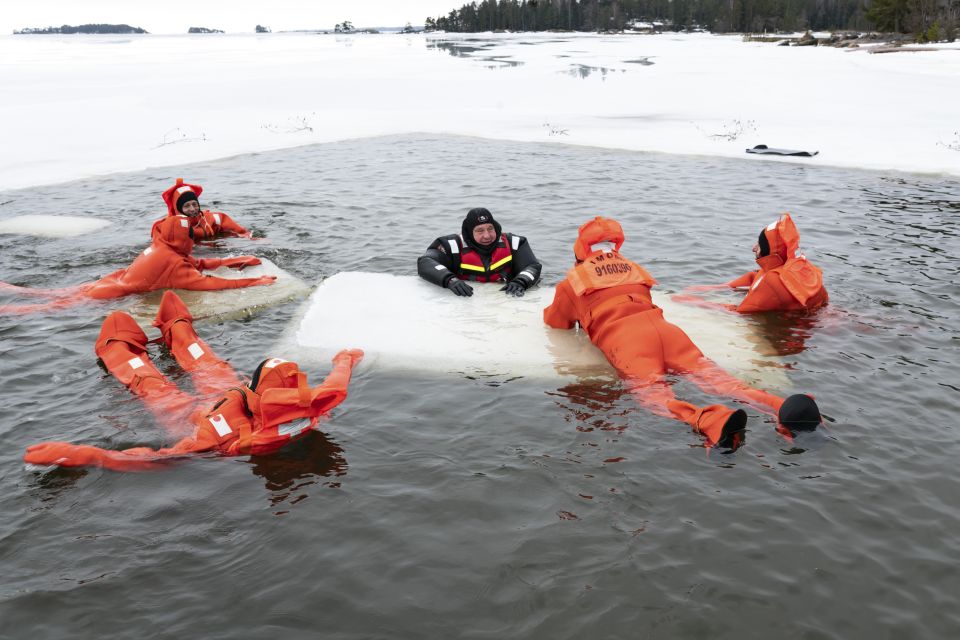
[0,215,110,238]
[279,271,790,389]
[126,257,310,324]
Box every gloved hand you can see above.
[446,278,473,297]
[252,275,277,287]
[332,348,365,368]
[501,280,525,297]
[24,442,109,467]
[221,256,262,270]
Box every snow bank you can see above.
[0,32,957,192]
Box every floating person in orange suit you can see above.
[23,291,363,471]
[543,217,822,448]
[0,215,273,315]
[153,178,253,241]
[672,212,828,314]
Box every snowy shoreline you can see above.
[1,31,957,192]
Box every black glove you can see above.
[446,277,474,297]
[501,280,526,297]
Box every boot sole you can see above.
[717,409,747,448]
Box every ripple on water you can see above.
[1,134,959,638]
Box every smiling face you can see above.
[180,200,201,217]
[472,223,497,246]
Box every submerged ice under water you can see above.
[0,135,958,638]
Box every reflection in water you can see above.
[565,64,625,79]
[481,55,525,68]
[27,430,348,511]
[248,431,347,511]
[426,40,524,68]
[548,378,632,434]
[743,310,822,357]
[426,40,494,57]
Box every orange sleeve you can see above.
[23,436,208,472]
[543,280,579,329]
[194,258,224,271]
[213,212,250,237]
[727,270,758,289]
[167,260,266,291]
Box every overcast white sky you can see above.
[1,1,461,34]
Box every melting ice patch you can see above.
[279,271,790,389]
[0,215,110,238]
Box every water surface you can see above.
[0,135,958,638]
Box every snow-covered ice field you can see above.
[1,31,958,192]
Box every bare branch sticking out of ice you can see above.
[938,131,960,152]
[261,114,317,135]
[543,122,569,136]
[694,119,758,142]
[154,128,208,149]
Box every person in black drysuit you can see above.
[416,208,542,297]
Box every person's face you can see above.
[181,200,201,217]
[752,242,761,259]
[472,223,497,246]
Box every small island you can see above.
[188,27,224,34]
[14,24,148,35]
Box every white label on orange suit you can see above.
[209,413,232,437]
[187,342,204,360]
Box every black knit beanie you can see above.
[176,190,199,214]
[461,207,502,252]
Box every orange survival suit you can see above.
[0,215,272,315]
[674,213,827,314]
[543,217,821,447]
[23,291,363,471]
[152,178,252,241]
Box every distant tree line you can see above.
[425,0,958,41]
[15,24,149,34]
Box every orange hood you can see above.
[161,178,204,216]
[248,358,348,431]
[573,217,625,261]
[759,213,801,262]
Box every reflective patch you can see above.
[277,417,312,438]
[180,218,189,227]
[144,247,153,255]
[213,213,221,225]
[751,274,765,290]
[208,413,232,437]
[434,264,446,271]
[187,342,204,360]
[128,356,145,370]
[590,241,615,253]
[447,239,459,254]
[263,357,287,369]
[176,186,193,195]
[512,235,520,250]
[766,221,778,231]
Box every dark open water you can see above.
[1,135,958,639]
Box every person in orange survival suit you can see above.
[672,212,828,314]
[0,215,273,314]
[152,178,253,241]
[23,290,364,471]
[417,207,542,297]
[543,217,822,447]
